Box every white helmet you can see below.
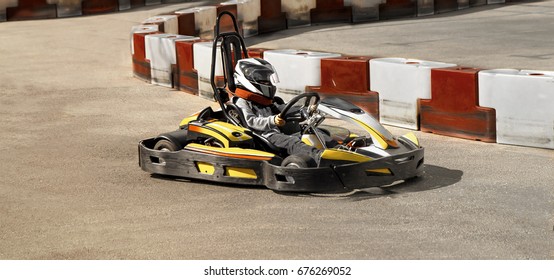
[234,58,279,100]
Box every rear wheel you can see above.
[153,139,178,152]
[281,154,316,168]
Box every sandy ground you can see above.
[0,1,553,259]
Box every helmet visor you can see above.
[246,67,279,84]
[242,64,279,98]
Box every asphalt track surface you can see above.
[1,1,553,259]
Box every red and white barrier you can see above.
[281,0,316,27]
[81,0,119,15]
[119,0,140,11]
[175,6,217,39]
[125,0,554,152]
[379,0,417,20]
[247,47,269,59]
[46,0,81,18]
[132,27,161,82]
[193,41,224,101]
[306,56,380,119]
[131,25,159,55]
[478,69,554,149]
[350,0,381,22]
[145,0,162,5]
[370,58,456,130]
[0,0,18,21]
[470,0,486,6]
[142,15,179,35]
[119,0,130,11]
[263,49,341,102]
[221,0,261,37]
[310,0,352,24]
[434,0,460,14]
[458,0,469,9]
[145,34,200,88]
[175,39,209,95]
[419,67,496,142]
[5,0,57,21]
[258,0,287,34]
[417,0,435,16]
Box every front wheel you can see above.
[153,139,178,152]
[281,154,316,168]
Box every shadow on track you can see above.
[275,164,463,199]
[149,164,462,197]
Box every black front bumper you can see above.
[139,138,424,192]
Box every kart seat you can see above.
[226,96,288,157]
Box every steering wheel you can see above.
[278,92,320,122]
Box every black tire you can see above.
[153,139,178,152]
[281,154,316,168]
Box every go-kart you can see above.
[138,12,424,192]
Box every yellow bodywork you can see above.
[186,119,252,148]
[352,119,398,149]
[179,114,199,127]
[321,149,372,163]
[402,132,420,146]
[204,121,252,142]
[321,149,391,175]
[185,143,275,161]
[301,134,324,149]
[196,162,215,175]
[224,167,257,179]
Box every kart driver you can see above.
[233,58,334,166]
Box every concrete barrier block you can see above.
[131,25,159,54]
[306,56,379,119]
[469,0,486,6]
[6,0,57,21]
[417,0,434,16]
[82,0,118,15]
[370,57,456,129]
[193,41,225,101]
[175,39,209,95]
[132,30,161,82]
[221,0,261,38]
[310,0,352,24]
[350,0,381,22]
[479,69,554,149]
[145,0,161,5]
[142,15,179,35]
[0,0,19,21]
[118,0,146,11]
[47,0,82,17]
[281,0,317,27]
[247,47,269,59]
[379,0,417,20]
[435,0,459,13]
[119,0,131,11]
[172,10,196,37]
[257,0,287,34]
[263,49,341,102]
[458,0,469,10]
[217,3,242,35]
[146,34,200,88]
[175,6,217,39]
[419,67,496,142]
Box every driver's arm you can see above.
[236,98,282,132]
[275,103,287,112]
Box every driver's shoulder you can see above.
[235,97,251,108]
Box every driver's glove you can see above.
[274,114,286,127]
[309,104,318,113]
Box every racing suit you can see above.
[235,97,323,165]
